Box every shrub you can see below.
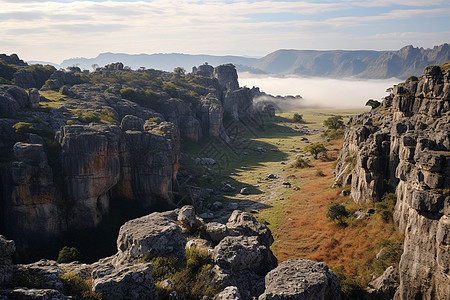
[163,82,178,97]
[12,122,36,134]
[327,203,349,226]
[98,109,118,125]
[79,111,100,123]
[304,143,327,159]
[59,272,101,299]
[66,120,74,125]
[293,113,304,123]
[291,157,311,168]
[365,99,381,109]
[406,76,419,82]
[323,115,344,130]
[57,246,81,263]
[148,117,160,123]
[374,193,396,222]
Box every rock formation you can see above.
[258,259,341,300]
[335,64,449,299]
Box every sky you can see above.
[0,0,449,63]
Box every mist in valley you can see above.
[239,72,401,110]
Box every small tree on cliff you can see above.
[365,99,381,109]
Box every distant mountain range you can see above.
[29,43,450,79]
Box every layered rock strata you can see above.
[335,65,450,299]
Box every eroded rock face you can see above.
[214,286,242,300]
[13,70,36,89]
[200,93,226,138]
[214,64,239,91]
[226,210,274,247]
[366,266,400,300]
[93,263,158,300]
[258,259,341,300]
[0,235,15,285]
[335,65,450,299]
[115,212,186,264]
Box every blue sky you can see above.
[0,0,449,63]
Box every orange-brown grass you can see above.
[274,138,401,284]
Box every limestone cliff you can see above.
[335,64,449,299]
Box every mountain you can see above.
[26,43,450,79]
[255,44,450,79]
[57,52,258,72]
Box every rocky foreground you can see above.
[0,206,341,299]
[335,64,449,299]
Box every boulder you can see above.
[0,236,15,285]
[193,64,214,77]
[13,69,36,89]
[214,286,242,300]
[28,88,40,108]
[226,210,274,247]
[93,263,158,299]
[115,212,186,264]
[177,205,200,231]
[213,236,277,274]
[0,93,19,117]
[0,85,29,108]
[205,222,229,243]
[14,260,64,292]
[258,259,341,300]
[213,64,239,91]
[120,115,144,131]
[366,266,399,300]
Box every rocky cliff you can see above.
[0,60,261,259]
[335,64,449,299]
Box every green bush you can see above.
[406,76,419,82]
[163,82,178,97]
[374,193,396,222]
[293,113,304,123]
[327,203,349,226]
[57,246,81,263]
[304,143,327,159]
[59,272,101,299]
[78,111,100,123]
[365,99,381,109]
[66,120,74,125]
[323,115,344,130]
[291,157,311,168]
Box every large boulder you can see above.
[120,115,144,131]
[93,263,158,300]
[0,93,19,117]
[0,85,29,108]
[13,69,36,89]
[13,260,64,292]
[258,259,341,300]
[0,236,15,285]
[115,212,186,265]
[28,88,40,109]
[366,266,399,300]
[213,64,239,91]
[226,210,274,247]
[213,235,276,274]
[214,286,242,300]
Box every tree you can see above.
[326,203,349,226]
[57,246,81,263]
[173,67,186,77]
[91,64,99,71]
[365,99,381,109]
[304,143,327,159]
[323,115,344,130]
[293,113,304,123]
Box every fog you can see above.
[238,72,401,109]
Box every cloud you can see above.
[238,72,400,108]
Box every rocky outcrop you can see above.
[214,286,242,300]
[114,211,186,264]
[13,70,36,89]
[48,70,82,89]
[0,236,15,285]
[214,64,239,91]
[200,93,226,138]
[258,259,341,300]
[0,85,38,116]
[335,64,450,299]
[0,54,27,66]
[93,263,158,299]
[366,266,400,300]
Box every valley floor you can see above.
[184,108,402,289]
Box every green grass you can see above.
[39,90,71,109]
